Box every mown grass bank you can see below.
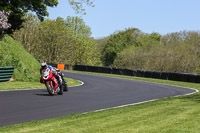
[0,71,200,132]
[0,35,41,82]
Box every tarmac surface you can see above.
[0,71,196,127]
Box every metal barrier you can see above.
[73,65,200,84]
[0,66,14,82]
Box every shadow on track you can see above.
[34,94,51,96]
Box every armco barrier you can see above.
[112,67,120,75]
[168,72,188,82]
[137,70,145,77]
[87,66,98,72]
[98,66,112,74]
[144,71,153,78]
[124,69,136,76]
[152,71,161,79]
[118,68,125,75]
[195,75,200,83]
[71,64,200,84]
[73,65,87,71]
[186,74,197,83]
[160,72,169,80]
[0,66,14,83]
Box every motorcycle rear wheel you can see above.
[57,84,63,95]
[63,79,68,92]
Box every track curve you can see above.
[0,71,196,127]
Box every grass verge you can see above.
[0,71,200,133]
[0,77,82,90]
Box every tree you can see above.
[102,28,142,66]
[0,0,94,33]
[62,16,99,65]
[12,14,40,54]
[63,16,92,37]
[68,0,94,15]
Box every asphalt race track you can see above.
[0,71,196,127]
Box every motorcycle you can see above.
[42,69,63,96]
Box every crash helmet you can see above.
[41,60,47,69]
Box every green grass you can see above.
[0,77,82,90]
[0,35,41,82]
[1,71,200,133]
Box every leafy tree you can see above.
[0,0,94,33]
[95,36,111,65]
[64,16,92,37]
[68,0,95,15]
[62,16,100,65]
[37,19,75,63]
[0,0,58,33]
[12,14,40,54]
[102,28,142,66]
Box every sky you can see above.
[47,0,200,39]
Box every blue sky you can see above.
[47,0,200,38]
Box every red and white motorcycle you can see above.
[42,69,63,96]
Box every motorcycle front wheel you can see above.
[46,81,55,96]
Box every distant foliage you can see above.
[113,31,200,74]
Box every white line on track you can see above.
[83,88,198,114]
[65,71,199,114]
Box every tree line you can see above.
[96,29,200,74]
[12,14,101,66]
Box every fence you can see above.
[0,66,14,83]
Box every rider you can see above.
[40,60,62,93]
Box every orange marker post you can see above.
[57,64,65,70]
